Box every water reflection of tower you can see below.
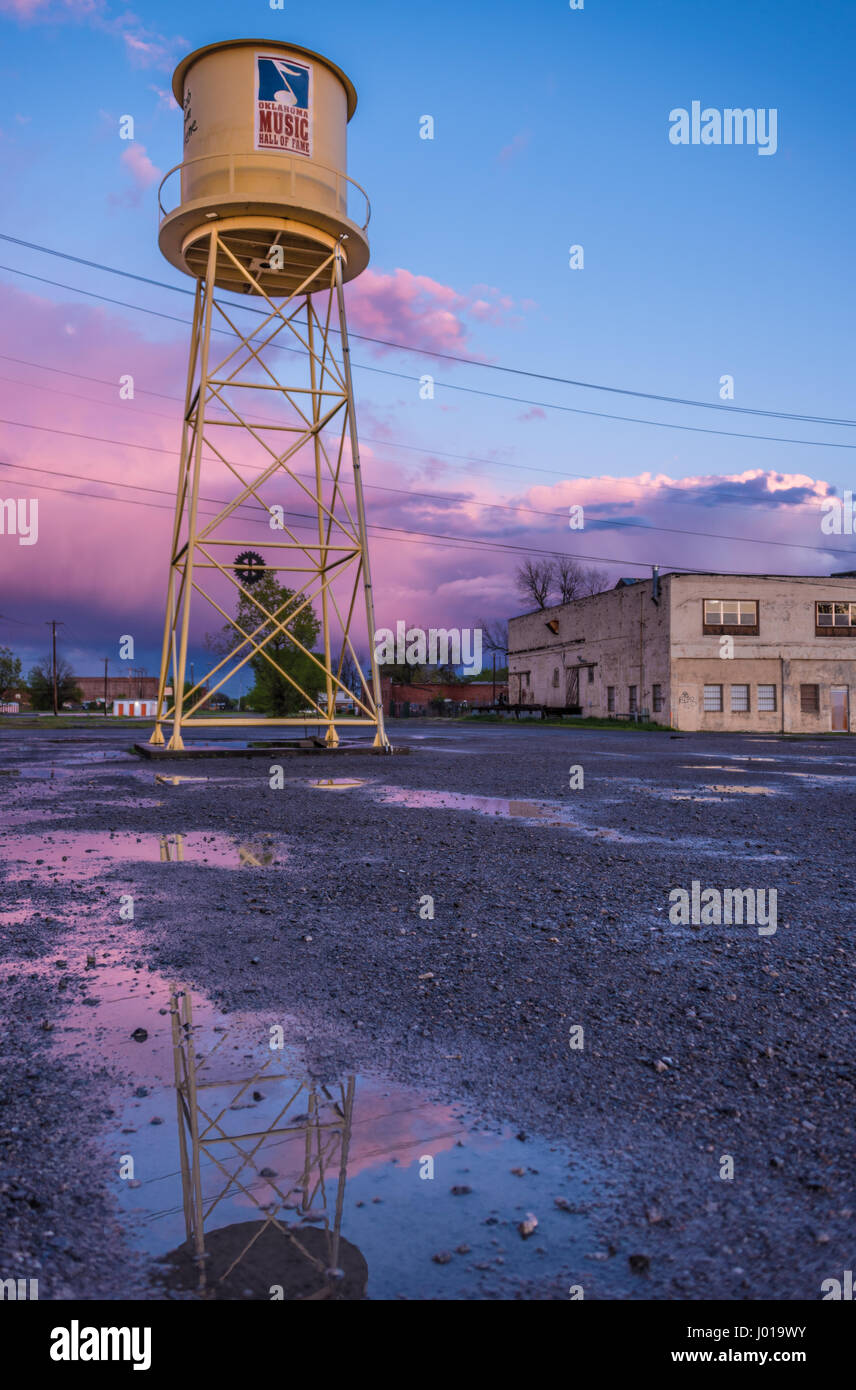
[166,987,367,1299]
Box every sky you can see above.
[0,0,854,686]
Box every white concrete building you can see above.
[507,572,856,733]
[112,698,162,718]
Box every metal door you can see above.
[830,685,849,732]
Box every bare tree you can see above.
[514,558,555,610]
[555,557,586,603]
[477,617,508,656]
[578,565,608,597]
[554,558,609,602]
[338,648,365,695]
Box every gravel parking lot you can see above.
[1,721,854,1299]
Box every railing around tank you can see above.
[157,151,371,231]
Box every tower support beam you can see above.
[149,225,389,751]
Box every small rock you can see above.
[450,1185,472,1196]
[629,1253,650,1274]
[432,1251,452,1265]
[518,1213,538,1239]
[131,1028,148,1042]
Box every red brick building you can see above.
[75,674,160,704]
[380,678,506,716]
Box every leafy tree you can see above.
[27,657,82,710]
[206,574,320,717]
[0,646,22,698]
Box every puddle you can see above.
[7,938,602,1300]
[2,831,283,879]
[366,786,787,860]
[372,787,579,827]
[707,785,775,796]
[312,778,367,790]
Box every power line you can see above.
[0,458,840,578]
[0,262,853,452]
[3,451,854,562]
[0,231,852,427]
[4,350,852,515]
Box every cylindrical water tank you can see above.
[158,39,370,295]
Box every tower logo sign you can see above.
[255,54,312,157]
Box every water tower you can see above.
[149,39,389,750]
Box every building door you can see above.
[830,686,849,732]
[565,667,579,708]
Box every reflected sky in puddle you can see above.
[372,787,579,827]
[8,941,600,1300]
[707,784,775,796]
[2,831,282,879]
[365,786,781,857]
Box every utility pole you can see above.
[103,657,109,717]
[46,620,63,716]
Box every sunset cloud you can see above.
[346,269,530,359]
[108,142,161,207]
[0,279,847,678]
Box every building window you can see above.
[816,601,856,634]
[703,684,723,712]
[652,683,663,712]
[757,684,777,712]
[703,599,758,635]
[800,684,820,713]
[607,686,615,712]
[587,665,594,684]
[731,684,749,712]
[552,667,560,687]
[628,685,638,713]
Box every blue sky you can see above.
[0,0,854,677]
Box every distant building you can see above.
[380,678,506,716]
[508,572,856,733]
[112,698,163,718]
[76,674,159,704]
[317,689,360,715]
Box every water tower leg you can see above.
[306,298,338,749]
[151,277,207,751]
[334,246,390,752]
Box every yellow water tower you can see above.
[150,39,389,750]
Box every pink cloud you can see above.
[0,279,846,673]
[0,1,185,71]
[346,269,530,359]
[0,0,102,19]
[498,130,531,165]
[109,143,161,207]
[114,16,185,70]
